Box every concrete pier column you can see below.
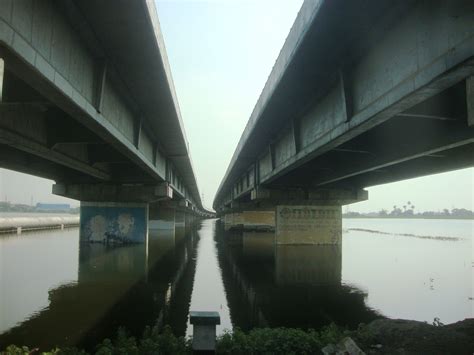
[175,210,185,242]
[241,210,274,231]
[223,212,243,231]
[223,210,275,231]
[224,213,234,231]
[275,205,342,245]
[185,213,195,231]
[79,202,148,243]
[149,206,175,231]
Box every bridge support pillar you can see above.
[53,183,173,244]
[223,213,234,230]
[243,187,368,245]
[185,213,193,231]
[79,202,149,243]
[175,210,186,241]
[275,205,342,245]
[240,210,275,231]
[224,210,275,231]
[149,206,175,231]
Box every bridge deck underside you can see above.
[214,0,474,210]
[271,82,474,191]
[0,63,155,185]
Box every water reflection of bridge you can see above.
[0,227,199,351]
[216,227,381,331]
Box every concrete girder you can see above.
[0,123,110,181]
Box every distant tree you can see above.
[450,208,474,219]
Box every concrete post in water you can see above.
[190,311,220,353]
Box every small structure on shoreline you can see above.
[190,311,221,353]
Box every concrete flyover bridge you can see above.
[0,0,214,244]
[214,0,474,244]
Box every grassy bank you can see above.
[1,323,350,355]
[2,318,474,354]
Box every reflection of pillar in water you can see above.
[78,243,148,284]
[242,231,274,261]
[275,244,341,286]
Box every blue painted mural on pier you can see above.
[80,204,148,243]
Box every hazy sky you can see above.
[0,1,472,212]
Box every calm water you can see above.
[0,218,472,350]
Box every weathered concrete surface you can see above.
[275,205,341,245]
[224,213,238,231]
[79,202,148,243]
[223,210,275,231]
[241,210,275,230]
[149,206,175,231]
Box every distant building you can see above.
[35,203,70,211]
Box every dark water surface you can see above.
[0,218,472,350]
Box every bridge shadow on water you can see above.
[215,223,381,332]
[0,226,200,352]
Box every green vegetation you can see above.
[1,323,352,355]
[217,324,349,354]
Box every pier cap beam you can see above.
[250,187,368,206]
[53,183,173,202]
